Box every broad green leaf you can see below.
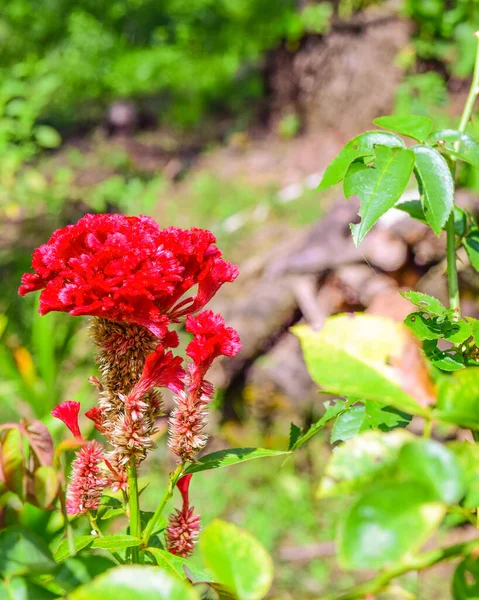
[338,482,444,570]
[293,316,434,417]
[448,442,479,509]
[318,131,406,191]
[401,291,449,317]
[200,519,273,600]
[464,229,479,270]
[54,535,142,562]
[411,145,454,235]
[344,146,415,245]
[429,129,479,169]
[395,199,426,222]
[398,439,464,504]
[424,340,465,372]
[363,400,412,431]
[0,577,57,599]
[54,536,96,562]
[466,317,479,346]
[1,428,25,500]
[374,115,433,142]
[405,312,472,344]
[291,399,351,451]
[330,405,369,444]
[54,555,116,594]
[0,526,56,577]
[318,429,411,498]
[69,566,200,600]
[183,448,289,475]
[435,369,479,428]
[100,507,125,520]
[34,466,58,509]
[453,557,479,599]
[146,548,213,582]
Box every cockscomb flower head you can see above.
[166,474,200,557]
[66,440,107,515]
[52,401,82,439]
[18,214,238,337]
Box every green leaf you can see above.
[318,131,406,191]
[401,291,449,317]
[69,566,200,600]
[395,199,426,222]
[0,526,56,577]
[464,229,479,270]
[100,507,125,521]
[330,405,370,444]
[54,555,116,594]
[0,577,58,599]
[1,428,25,500]
[34,466,59,509]
[364,400,412,431]
[423,340,465,372]
[447,442,479,509]
[411,145,454,235]
[288,423,302,450]
[453,556,479,599]
[435,369,479,429]
[34,125,61,149]
[146,548,213,582]
[291,399,351,451]
[54,537,95,562]
[183,448,289,475]
[54,535,142,562]
[374,115,433,142]
[338,482,445,570]
[344,146,415,245]
[398,439,464,504]
[318,430,411,498]
[200,519,273,600]
[455,206,468,237]
[293,316,433,417]
[429,129,479,169]
[405,312,472,344]
[466,317,479,346]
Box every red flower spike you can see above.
[66,441,107,515]
[85,406,104,432]
[19,214,238,337]
[52,401,82,439]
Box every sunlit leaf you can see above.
[429,129,479,169]
[291,399,352,451]
[401,291,449,317]
[183,448,289,475]
[464,229,479,270]
[34,466,59,509]
[374,115,433,142]
[330,405,369,444]
[435,369,479,428]
[1,428,25,500]
[146,548,213,582]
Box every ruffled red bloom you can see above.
[186,310,242,375]
[19,214,238,337]
[52,401,82,439]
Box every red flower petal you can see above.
[52,401,82,439]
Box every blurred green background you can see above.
[1,1,478,597]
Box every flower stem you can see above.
[320,537,479,600]
[142,463,184,548]
[127,458,142,563]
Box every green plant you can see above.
[287,30,479,599]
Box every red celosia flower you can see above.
[66,441,107,515]
[18,214,238,338]
[52,401,82,439]
[125,346,184,420]
[169,311,241,461]
[85,406,104,433]
[186,310,242,375]
[166,474,200,557]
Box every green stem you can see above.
[127,458,142,564]
[458,32,479,135]
[320,537,479,600]
[142,463,184,548]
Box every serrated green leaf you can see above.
[69,566,200,600]
[330,405,370,444]
[318,429,411,498]
[435,369,479,429]
[293,316,433,417]
[344,146,415,245]
[374,115,433,142]
[411,145,454,235]
[405,312,472,344]
[395,199,426,222]
[183,448,289,475]
[398,439,464,504]
[54,536,95,562]
[200,520,273,600]
[401,291,448,317]
[464,229,479,270]
[423,340,465,372]
[291,399,351,451]
[0,526,56,577]
[146,548,213,582]
[288,423,302,450]
[1,428,25,500]
[430,129,479,169]
[318,131,406,191]
[364,400,412,431]
[34,466,58,509]
[466,317,479,346]
[338,482,444,570]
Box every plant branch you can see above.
[320,537,479,600]
[127,458,142,564]
[141,462,184,547]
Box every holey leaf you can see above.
[318,131,406,191]
[344,146,414,245]
[412,145,454,235]
[293,315,435,417]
